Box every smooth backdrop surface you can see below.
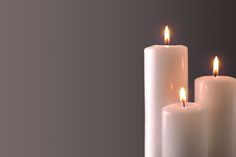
[0,0,235,157]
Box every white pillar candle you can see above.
[162,88,208,157]
[234,86,236,157]
[195,56,236,157]
[144,26,188,157]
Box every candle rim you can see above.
[144,44,187,52]
[195,75,235,82]
[162,102,206,114]
[151,44,187,48]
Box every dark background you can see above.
[0,0,235,157]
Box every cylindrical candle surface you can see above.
[144,45,188,157]
[162,103,208,157]
[195,76,236,157]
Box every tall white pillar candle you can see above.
[195,57,236,157]
[144,26,188,157]
[162,102,208,157]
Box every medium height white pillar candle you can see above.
[144,26,188,157]
[195,57,236,157]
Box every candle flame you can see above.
[164,25,170,44]
[179,87,186,107]
[213,56,219,77]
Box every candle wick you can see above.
[213,73,217,77]
[182,100,186,107]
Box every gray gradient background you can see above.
[0,0,235,157]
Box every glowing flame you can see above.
[179,87,186,107]
[213,56,219,77]
[164,26,170,44]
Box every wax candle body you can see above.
[144,45,188,157]
[234,85,236,157]
[162,103,208,157]
[195,76,236,157]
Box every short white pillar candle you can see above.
[162,88,208,157]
